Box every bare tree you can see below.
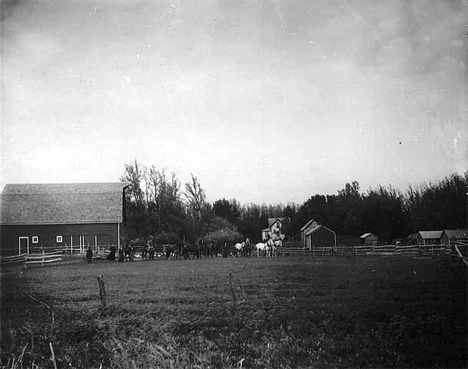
[121,159,146,209]
[185,173,207,222]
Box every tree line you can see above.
[121,160,467,245]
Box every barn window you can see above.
[32,236,39,244]
[56,235,63,243]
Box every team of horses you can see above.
[118,238,283,261]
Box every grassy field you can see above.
[1,255,466,368]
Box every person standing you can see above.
[147,240,155,261]
[118,246,124,262]
[86,246,93,263]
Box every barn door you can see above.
[18,237,29,255]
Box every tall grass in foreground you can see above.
[1,255,466,368]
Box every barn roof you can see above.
[304,225,336,236]
[300,219,316,232]
[443,229,468,239]
[418,230,443,239]
[0,182,129,225]
[360,233,375,239]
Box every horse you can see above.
[233,242,245,257]
[255,242,267,257]
[267,239,278,257]
[198,239,207,258]
[182,243,200,259]
[165,244,181,260]
[124,243,135,261]
[206,241,215,258]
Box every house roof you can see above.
[267,217,284,228]
[261,228,270,232]
[443,229,468,239]
[0,182,129,225]
[300,219,316,232]
[305,225,336,236]
[418,230,443,239]
[360,233,376,239]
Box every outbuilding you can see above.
[441,229,468,245]
[0,182,129,256]
[360,233,378,246]
[304,225,336,250]
[416,231,443,245]
[300,219,319,247]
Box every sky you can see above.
[1,0,467,205]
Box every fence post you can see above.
[42,250,44,267]
[97,275,107,308]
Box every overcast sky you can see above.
[1,0,467,204]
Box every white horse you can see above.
[255,242,267,257]
[266,239,278,257]
[234,242,245,257]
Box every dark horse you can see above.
[206,240,216,258]
[165,244,182,260]
[182,242,201,259]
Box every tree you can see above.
[184,174,207,222]
[120,159,149,238]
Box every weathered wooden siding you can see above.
[305,227,335,249]
[0,223,119,256]
[363,235,378,246]
[301,221,318,247]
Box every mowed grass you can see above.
[1,255,466,368]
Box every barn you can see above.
[300,219,319,247]
[304,225,336,250]
[416,231,443,245]
[441,229,468,245]
[0,182,129,256]
[360,233,378,246]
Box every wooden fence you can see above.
[452,240,468,266]
[0,253,27,266]
[25,251,63,267]
[276,244,455,257]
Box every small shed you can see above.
[441,229,468,245]
[416,231,443,245]
[304,225,336,250]
[400,233,418,246]
[360,233,378,246]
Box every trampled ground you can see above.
[1,255,466,368]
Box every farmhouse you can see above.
[360,233,378,246]
[261,217,285,241]
[441,229,468,245]
[416,230,443,245]
[0,182,129,256]
[304,225,336,249]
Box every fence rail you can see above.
[275,243,457,257]
[24,251,62,267]
[0,253,27,265]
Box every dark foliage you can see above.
[121,160,467,245]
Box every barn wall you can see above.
[307,227,336,249]
[363,235,378,246]
[416,235,441,245]
[0,223,119,256]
